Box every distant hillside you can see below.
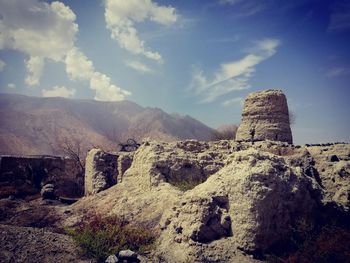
[0,93,215,156]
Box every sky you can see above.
[0,0,349,144]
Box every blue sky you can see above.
[0,0,349,144]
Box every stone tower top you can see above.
[235,89,293,144]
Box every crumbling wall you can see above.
[0,155,82,198]
[84,149,134,195]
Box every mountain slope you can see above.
[0,93,215,155]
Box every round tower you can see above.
[235,89,293,144]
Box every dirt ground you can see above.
[0,196,91,263]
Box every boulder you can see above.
[236,89,293,144]
[40,184,56,200]
[329,154,339,162]
[118,249,138,260]
[105,254,119,263]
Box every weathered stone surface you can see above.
[307,144,350,210]
[0,224,92,263]
[0,155,83,198]
[157,149,321,261]
[40,184,56,200]
[65,141,350,262]
[105,254,119,263]
[236,90,293,144]
[117,152,133,183]
[118,249,138,259]
[85,149,118,195]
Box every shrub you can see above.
[66,213,158,262]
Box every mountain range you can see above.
[0,93,215,156]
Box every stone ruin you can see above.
[78,139,350,262]
[84,150,133,195]
[0,155,83,198]
[236,89,293,144]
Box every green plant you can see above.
[66,213,158,262]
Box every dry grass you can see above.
[66,213,159,262]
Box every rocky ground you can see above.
[0,139,349,262]
[0,196,91,262]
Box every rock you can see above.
[67,141,350,262]
[118,249,138,261]
[0,224,91,263]
[117,152,133,183]
[157,149,321,260]
[329,154,340,162]
[85,149,118,195]
[307,145,350,210]
[40,184,56,200]
[236,89,293,144]
[105,254,119,263]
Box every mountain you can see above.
[0,93,215,156]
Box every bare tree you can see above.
[212,124,239,141]
[59,137,86,172]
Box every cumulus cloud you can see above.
[64,47,131,101]
[104,0,177,62]
[126,60,153,73]
[65,47,94,81]
[25,56,44,86]
[0,0,77,61]
[90,72,131,101]
[0,0,131,101]
[42,85,76,98]
[0,59,5,71]
[191,39,280,103]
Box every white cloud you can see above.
[191,39,280,103]
[126,60,153,73]
[64,48,131,101]
[222,97,243,107]
[7,83,16,89]
[25,56,44,86]
[65,47,94,81]
[0,0,77,61]
[104,0,177,62]
[90,72,131,101]
[0,0,131,101]
[42,85,76,98]
[326,66,350,77]
[0,59,5,71]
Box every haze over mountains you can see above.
[0,94,215,156]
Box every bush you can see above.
[212,124,238,141]
[66,213,158,262]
